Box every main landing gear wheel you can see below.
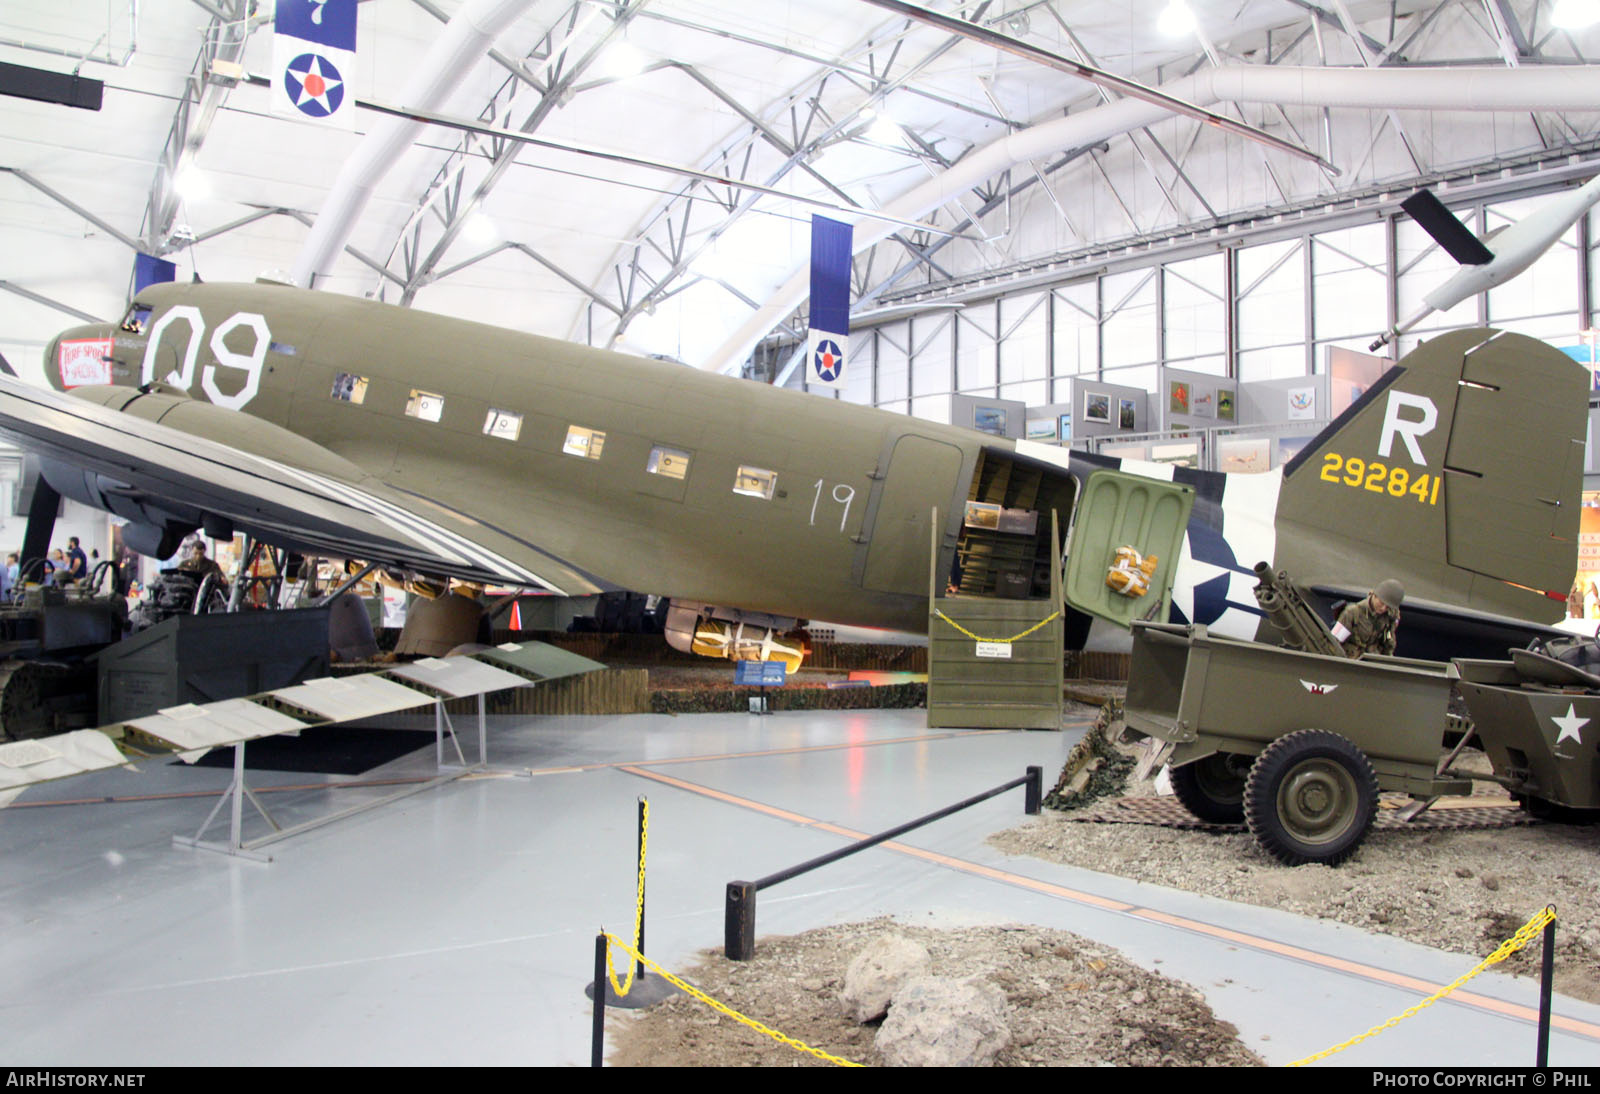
[1243,729,1377,866]
[1169,752,1252,824]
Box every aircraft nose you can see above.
[44,322,120,391]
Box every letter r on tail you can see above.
[1378,392,1438,466]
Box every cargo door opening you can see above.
[949,449,1074,601]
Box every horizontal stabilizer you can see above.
[1401,189,1495,266]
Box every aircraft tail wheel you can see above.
[1169,752,1252,824]
[1243,729,1377,866]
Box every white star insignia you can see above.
[1551,703,1589,746]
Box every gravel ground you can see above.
[991,703,1600,1005]
[606,921,1262,1067]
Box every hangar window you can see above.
[647,445,691,480]
[563,425,606,459]
[331,371,368,404]
[484,409,522,441]
[732,466,776,499]
[405,388,445,422]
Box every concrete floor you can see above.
[2,706,1597,1067]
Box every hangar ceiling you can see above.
[1,0,1597,384]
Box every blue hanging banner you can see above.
[806,215,852,389]
[274,0,359,128]
[133,253,176,295]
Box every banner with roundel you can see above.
[273,0,358,128]
[807,215,852,389]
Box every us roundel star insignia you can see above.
[813,339,844,383]
[283,53,346,118]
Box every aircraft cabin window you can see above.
[331,371,368,404]
[405,388,445,422]
[484,409,522,441]
[647,445,691,480]
[563,425,606,459]
[732,466,777,500]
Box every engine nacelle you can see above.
[663,602,808,672]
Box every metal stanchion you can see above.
[636,796,647,983]
[591,932,606,1067]
[584,797,678,1008]
[1537,906,1556,1067]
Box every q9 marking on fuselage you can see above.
[810,479,858,534]
[140,306,271,411]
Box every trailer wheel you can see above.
[1243,730,1377,866]
[1170,753,1251,824]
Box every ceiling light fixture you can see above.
[172,161,210,201]
[461,211,498,247]
[1157,0,1196,36]
[1553,0,1600,30]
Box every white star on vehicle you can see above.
[1551,703,1589,746]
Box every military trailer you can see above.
[1452,650,1600,818]
[1118,621,1469,865]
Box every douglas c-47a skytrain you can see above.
[0,278,1585,664]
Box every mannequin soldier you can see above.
[1333,579,1403,659]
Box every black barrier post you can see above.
[592,932,607,1067]
[724,768,1036,960]
[1025,765,1042,814]
[726,881,756,961]
[1537,908,1556,1067]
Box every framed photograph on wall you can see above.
[1025,417,1057,441]
[1217,389,1236,421]
[1058,413,1072,444]
[1169,380,1191,415]
[1084,391,1111,423]
[1118,398,1136,430]
[973,406,1008,436]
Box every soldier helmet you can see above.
[1374,579,1405,610]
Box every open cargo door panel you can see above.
[1063,469,1194,629]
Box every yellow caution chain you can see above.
[933,609,1061,645]
[1291,905,1557,1067]
[602,933,863,1067]
[604,798,649,998]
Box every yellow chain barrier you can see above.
[604,798,650,998]
[933,609,1061,645]
[1291,905,1557,1067]
[602,932,863,1067]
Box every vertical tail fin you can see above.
[1276,329,1585,624]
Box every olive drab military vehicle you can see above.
[1120,567,1600,866]
[0,282,1586,679]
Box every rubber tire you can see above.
[1243,729,1377,867]
[1169,752,1251,824]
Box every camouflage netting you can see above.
[1044,699,1137,812]
[649,682,926,715]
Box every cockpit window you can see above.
[120,304,152,334]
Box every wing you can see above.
[0,376,609,595]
